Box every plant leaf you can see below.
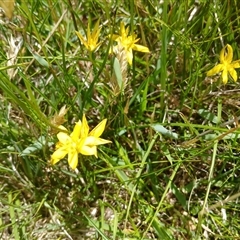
[198,109,218,124]
[151,124,178,139]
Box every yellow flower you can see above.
[75,20,101,52]
[50,123,82,170]
[207,44,240,84]
[51,115,111,170]
[112,22,150,65]
[77,114,112,157]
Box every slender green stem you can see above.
[124,133,159,232]
[160,0,168,110]
[142,160,181,239]
[197,97,222,234]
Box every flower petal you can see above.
[132,33,140,44]
[224,44,233,63]
[85,136,112,146]
[111,34,120,41]
[228,67,238,82]
[75,31,88,49]
[55,141,63,149]
[57,132,71,144]
[81,114,89,138]
[71,120,82,142]
[132,44,150,53]
[221,68,228,84]
[80,145,98,157]
[126,49,133,65]
[87,23,91,43]
[219,45,225,63]
[206,64,224,76]
[51,147,68,165]
[68,150,78,170]
[120,22,128,37]
[89,119,107,137]
[57,125,68,132]
[92,20,101,41]
[231,60,240,68]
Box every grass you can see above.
[1,0,240,239]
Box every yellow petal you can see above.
[68,151,78,170]
[132,44,150,53]
[93,42,101,51]
[55,141,63,149]
[71,120,82,142]
[224,44,233,63]
[89,119,107,137]
[127,34,138,46]
[57,132,71,144]
[221,68,228,84]
[120,22,127,36]
[51,147,68,165]
[206,64,224,76]
[57,125,68,132]
[228,68,238,82]
[126,49,133,65]
[75,31,88,48]
[92,20,100,40]
[80,145,98,157]
[87,23,91,43]
[81,114,89,137]
[112,34,120,41]
[85,136,111,146]
[219,45,225,63]
[231,60,240,68]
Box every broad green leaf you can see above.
[113,57,123,89]
[151,124,178,139]
[31,52,50,68]
[20,136,53,156]
[198,109,218,124]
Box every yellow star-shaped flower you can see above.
[207,44,240,84]
[76,20,101,52]
[77,115,112,158]
[112,22,150,65]
[50,123,81,170]
[51,115,111,170]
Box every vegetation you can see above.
[1,0,240,239]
